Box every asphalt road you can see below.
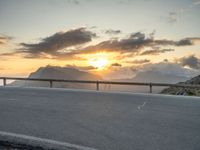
[0,87,200,150]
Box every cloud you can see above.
[126,59,150,64]
[185,37,200,44]
[105,66,138,79]
[152,37,199,46]
[117,0,134,5]
[67,0,80,4]
[140,61,200,78]
[174,37,200,46]
[193,0,200,6]
[3,30,200,59]
[66,32,154,55]
[106,59,200,80]
[0,35,12,45]
[19,27,96,57]
[65,64,96,71]
[105,29,121,35]
[140,48,174,55]
[167,12,178,23]
[166,1,200,24]
[111,63,122,67]
[177,55,200,69]
[77,32,191,55]
[176,39,193,46]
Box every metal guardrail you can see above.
[0,77,200,93]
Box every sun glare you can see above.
[89,57,108,69]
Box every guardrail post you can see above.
[49,81,53,88]
[96,81,99,91]
[149,83,152,93]
[3,78,6,86]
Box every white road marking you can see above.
[137,102,147,110]
[0,131,98,150]
[7,99,17,101]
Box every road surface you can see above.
[0,87,200,150]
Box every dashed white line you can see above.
[137,102,147,110]
[7,99,17,101]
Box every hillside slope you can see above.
[161,75,200,96]
[110,70,189,93]
[11,66,102,89]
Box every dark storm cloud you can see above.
[177,55,200,69]
[105,29,121,35]
[20,28,96,56]
[140,49,174,55]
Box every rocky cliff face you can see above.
[161,75,200,96]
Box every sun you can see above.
[89,57,108,69]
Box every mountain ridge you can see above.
[161,75,200,96]
[11,66,102,89]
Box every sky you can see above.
[0,0,200,79]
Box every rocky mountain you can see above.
[115,70,187,92]
[11,66,102,89]
[10,66,197,94]
[130,70,189,83]
[113,70,189,83]
[161,75,200,96]
[106,70,189,93]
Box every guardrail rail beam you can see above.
[0,77,200,93]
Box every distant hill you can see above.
[130,70,188,83]
[10,66,195,93]
[161,75,200,96]
[11,66,102,89]
[110,70,189,93]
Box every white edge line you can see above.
[0,131,98,150]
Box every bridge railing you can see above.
[0,77,200,93]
